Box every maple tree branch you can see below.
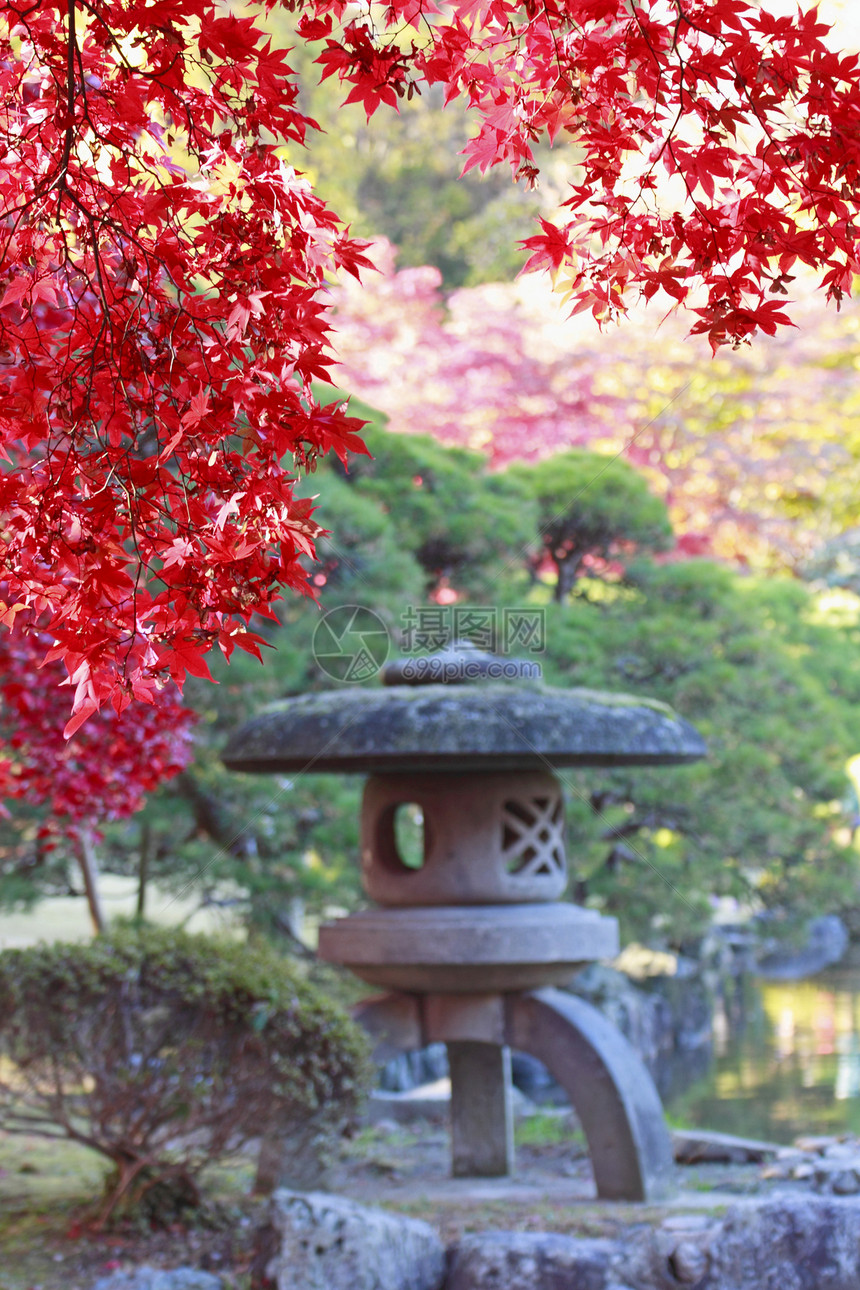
[58,0,77,195]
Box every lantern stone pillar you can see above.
[449,1042,514,1177]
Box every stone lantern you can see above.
[223,643,706,1201]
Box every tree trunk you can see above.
[137,819,153,919]
[553,553,583,603]
[78,828,106,935]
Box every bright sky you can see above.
[804,0,860,47]
[758,0,859,47]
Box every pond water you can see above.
[666,964,860,1144]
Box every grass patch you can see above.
[0,1132,108,1214]
[514,1111,584,1149]
[0,1130,263,1290]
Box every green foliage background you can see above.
[2,399,859,952]
[263,10,569,288]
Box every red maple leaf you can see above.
[0,0,859,727]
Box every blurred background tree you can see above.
[4,404,856,955]
[506,450,674,601]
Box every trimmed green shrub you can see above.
[0,928,369,1225]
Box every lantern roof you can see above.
[222,643,706,774]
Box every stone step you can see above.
[671,1127,783,1164]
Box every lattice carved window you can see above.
[501,795,565,878]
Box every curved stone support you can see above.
[505,988,674,1202]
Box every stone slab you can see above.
[619,1195,860,1289]
[446,1232,615,1290]
[445,1198,860,1290]
[672,1127,783,1165]
[263,1190,445,1290]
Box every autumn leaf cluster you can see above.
[0,0,859,833]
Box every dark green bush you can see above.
[0,928,369,1225]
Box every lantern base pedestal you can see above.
[324,904,673,1201]
[318,903,618,993]
[353,987,675,1203]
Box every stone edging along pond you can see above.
[88,1132,860,1290]
[238,1188,860,1290]
[89,1181,860,1290]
